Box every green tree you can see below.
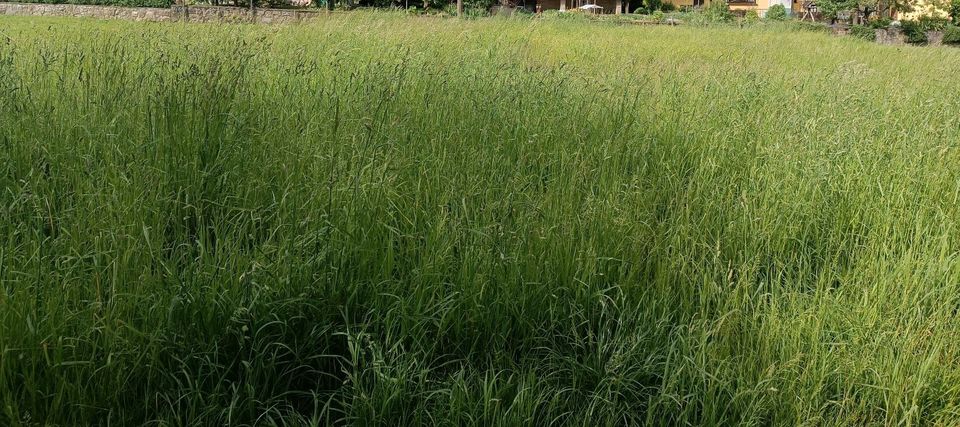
[811,0,855,20]
[814,0,911,21]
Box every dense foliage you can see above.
[900,19,932,42]
[765,3,787,20]
[811,0,914,21]
[849,23,876,39]
[944,23,960,43]
[642,0,678,12]
[869,16,891,27]
[917,15,951,30]
[1,14,960,426]
[686,0,733,23]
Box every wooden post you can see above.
[326,0,333,12]
[457,0,463,16]
[615,0,621,13]
[559,0,565,11]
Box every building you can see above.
[536,0,629,13]
[534,0,805,16]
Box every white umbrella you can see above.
[578,4,603,9]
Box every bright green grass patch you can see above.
[1,14,960,426]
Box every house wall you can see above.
[729,1,769,14]
[593,0,619,11]
[791,0,803,14]
[664,0,801,16]
[537,0,622,12]
[732,0,796,16]
[518,0,809,14]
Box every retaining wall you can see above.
[0,2,172,21]
[0,2,322,23]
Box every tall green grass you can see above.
[1,14,959,425]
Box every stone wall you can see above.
[171,5,321,23]
[875,27,906,45]
[0,2,323,23]
[0,2,173,21]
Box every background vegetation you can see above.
[1,14,960,426]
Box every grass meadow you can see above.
[1,14,960,425]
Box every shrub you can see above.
[660,2,676,11]
[849,24,876,40]
[765,3,788,20]
[465,0,496,13]
[869,17,892,28]
[464,5,490,18]
[542,9,589,19]
[744,9,759,23]
[700,0,733,22]
[951,0,960,24]
[645,0,662,11]
[917,15,950,31]
[900,20,927,43]
[944,24,960,43]
[652,9,665,20]
[633,6,650,14]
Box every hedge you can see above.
[945,24,960,44]
[849,24,876,41]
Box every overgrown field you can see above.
[1,14,960,425]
